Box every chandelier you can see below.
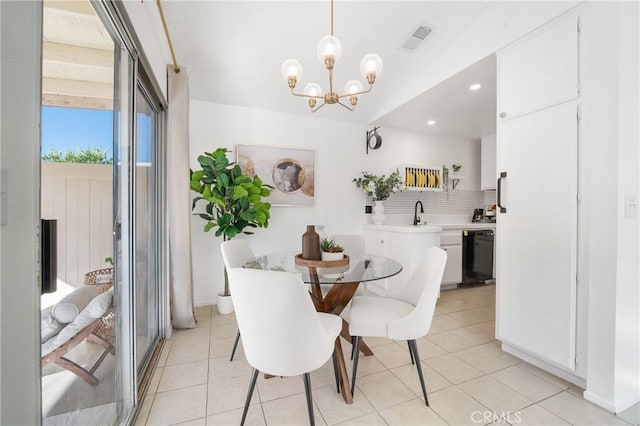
[280,0,383,112]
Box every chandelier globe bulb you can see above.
[281,59,303,84]
[317,35,342,66]
[303,82,323,98]
[344,80,364,95]
[360,53,383,82]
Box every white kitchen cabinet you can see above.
[362,225,441,293]
[497,16,579,121]
[440,230,462,286]
[481,134,496,190]
[496,14,580,373]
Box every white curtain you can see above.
[167,65,196,330]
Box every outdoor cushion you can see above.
[51,285,99,323]
[41,306,65,343]
[42,288,113,356]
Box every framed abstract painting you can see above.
[236,144,314,206]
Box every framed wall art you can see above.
[236,144,314,206]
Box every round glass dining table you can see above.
[243,251,402,404]
[243,251,402,285]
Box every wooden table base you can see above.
[306,268,375,404]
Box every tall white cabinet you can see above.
[496,15,581,373]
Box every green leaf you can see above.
[239,210,256,221]
[226,226,240,238]
[232,186,249,200]
[234,175,251,185]
[191,170,204,181]
[217,172,230,188]
[260,188,270,197]
[204,222,216,232]
[191,196,204,210]
[197,155,215,169]
[248,194,260,204]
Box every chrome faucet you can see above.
[413,201,424,225]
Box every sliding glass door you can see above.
[134,82,160,376]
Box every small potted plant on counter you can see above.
[320,238,345,261]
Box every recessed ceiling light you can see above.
[469,83,482,91]
[427,120,436,126]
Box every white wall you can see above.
[0,1,42,424]
[189,100,478,305]
[582,1,639,413]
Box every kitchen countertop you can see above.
[363,224,443,233]
[433,222,496,230]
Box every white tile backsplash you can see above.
[368,189,496,217]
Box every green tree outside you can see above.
[42,146,113,164]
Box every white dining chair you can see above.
[330,234,366,263]
[348,246,447,405]
[228,268,342,426]
[329,234,369,295]
[220,239,255,361]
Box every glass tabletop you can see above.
[243,251,403,285]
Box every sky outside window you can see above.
[41,106,114,160]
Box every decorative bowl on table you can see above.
[322,251,344,262]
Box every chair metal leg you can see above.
[408,340,429,406]
[408,341,415,365]
[241,368,259,425]
[230,331,241,361]
[351,336,356,360]
[302,372,315,426]
[332,350,340,393]
[351,335,362,397]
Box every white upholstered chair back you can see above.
[387,246,447,341]
[220,239,255,269]
[228,268,337,376]
[330,234,366,263]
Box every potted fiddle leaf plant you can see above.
[190,147,273,314]
[320,237,345,261]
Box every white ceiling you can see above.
[160,1,577,139]
[42,1,578,139]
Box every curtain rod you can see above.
[155,0,180,73]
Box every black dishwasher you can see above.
[462,229,494,284]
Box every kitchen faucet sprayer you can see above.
[413,201,424,226]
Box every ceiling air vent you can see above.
[401,24,433,52]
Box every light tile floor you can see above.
[136,285,639,426]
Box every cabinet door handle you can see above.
[497,171,507,213]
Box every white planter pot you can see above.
[372,200,386,225]
[322,251,344,261]
[217,293,234,315]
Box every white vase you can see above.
[372,200,386,225]
[322,251,344,261]
[217,292,234,315]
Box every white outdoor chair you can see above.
[348,246,447,405]
[228,268,342,426]
[220,239,255,361]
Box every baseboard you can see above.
[584,390,640,414]
[501,343,586,388]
